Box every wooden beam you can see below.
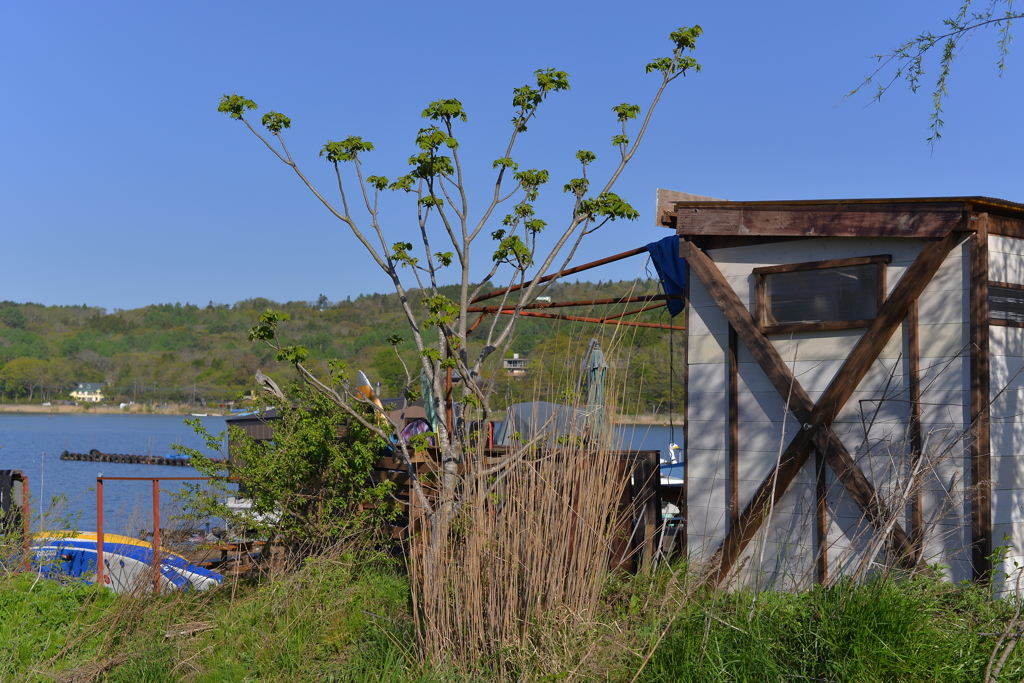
[970,213,992,580]
[988,214,1024,239]
[907,300,923,563]
[675,203,963,238]
[681,266,689,553]
[815,448,828,585]
[728,325,739,532]
[656,188,723,227]
[683,228,964,583]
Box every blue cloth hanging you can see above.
[645,235,687,316]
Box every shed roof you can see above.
[656,191,1024,239]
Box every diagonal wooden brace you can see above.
[682,228,964,584]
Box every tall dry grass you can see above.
[410,438,634,678]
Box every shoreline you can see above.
[0,404,683,425]
[0,404,215,416]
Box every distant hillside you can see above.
[0,279,684,414]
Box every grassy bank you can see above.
[3,557,1022,682]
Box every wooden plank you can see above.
[761,319,878,336]
[681,264,690,553]
[752,254,892,275]
[970,214,993,580]
[683,229,964,583]
[656,188,723,227]
[728,325,739,532]
[988,214,1024,239]
[907,300,923,563]
[675,203,963,238]
[815,448,828,585]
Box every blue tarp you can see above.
[645,235,687,317]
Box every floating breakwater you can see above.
[59,449,225,466]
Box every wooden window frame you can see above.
[753,255,891,335]
[988,280,1024,328]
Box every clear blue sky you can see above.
[2,1,1021,311]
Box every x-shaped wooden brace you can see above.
[681,227,964,585]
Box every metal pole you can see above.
[470,245,649,303]
[21,476,30,571]
[495,309,686,330]
[96,477,104,587]
[466,292,682,314]
[151,479,161,592]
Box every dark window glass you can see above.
[990,285,1024,323]
[765,264,877,326]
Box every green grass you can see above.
[638,575,1020,683]
[2,561,1022,682]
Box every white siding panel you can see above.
[768,331,865,364]
[686,420,728,450]
[924,247,968,292]
[686,449,728,480]
[919,357,970,393]
[991,354,1024,393]
[918,289,968,324]
[688,363,728,393]
[688,334,727,364]
[688,305,730,336]
[992,326,1024,358]
[688,278,716,310]
[991,455,1024,491]
[991,489,1024,525]
[918,324,970,359]
[990,250,1024,285]
[688,393,729,422]
[990,235,1024,257]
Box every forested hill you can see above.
[0,279,683,415]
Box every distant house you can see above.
[503,353,530,377]
[70,382,106,403]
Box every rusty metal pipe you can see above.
[152,479,161,592]
[96,478,104,587]
[467,293,682,314]
[21,476,30,572]
[498,309,685,330]
[470,246,649,303]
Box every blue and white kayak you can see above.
[31,531,223,593]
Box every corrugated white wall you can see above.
[686,236,973,588]
[989,235,1024,592]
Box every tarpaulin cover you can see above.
[645,235,686,316]
[492,402,587,448]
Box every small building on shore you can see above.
[657,191,1024,590]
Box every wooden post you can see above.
[907,300,923,562]
[814,449,828,585]
[970,213,992,580]
[728,325,739,532]
[21,476,30,572]
[96,477,104,587]
[152,479,161,592]
[681,260,689,553]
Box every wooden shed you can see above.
[656,191,1024,589]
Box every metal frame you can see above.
[466,247,686,335]
[95,475,211,591]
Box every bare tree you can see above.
[218,26,703,538]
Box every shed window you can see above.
[754,255,890,334]
[990,282,1024,326]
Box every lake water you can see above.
[0,414,230,533]
[0,413,681,533]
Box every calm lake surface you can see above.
[0,414,680,533]
[0,414,229,533]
